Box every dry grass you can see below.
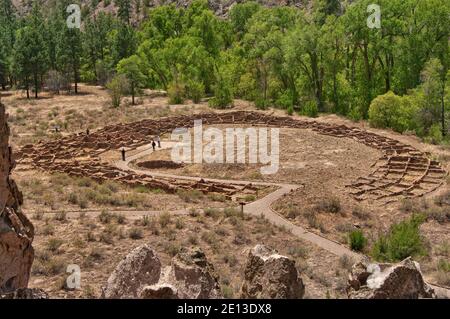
[28,207,344,299]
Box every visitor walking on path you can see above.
[121,148,126,161]
[156,135,161,148]
[151,139,156,151]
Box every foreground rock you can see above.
[150,247,223,299]
[103,244,162,298]
[104,245,222,299]
[0,103,34,294]
[347,257,435,299]
[240,244,305,299]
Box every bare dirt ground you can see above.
[2,85,449,297]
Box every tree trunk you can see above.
[26,79,29,99]
[34,73,38,99]
[442,82,446,136]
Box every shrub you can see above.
[46,238,64,253]
[372,214,427,262]
[348,230,367,252]
[106,74,130,108]
[221,285,234,298]
[204,208,221,220]
[54,212,67,222]
[177,189,204,203]
[186,80,204,103]
[425,124,443,145]
[275,91,294,110]
[116,213,126,224]
[287,105,294,115]
[159,212,171,228]
[301,100,318,118]
[315,197,341,214]
[254,96,269,110]
[167,80,185,104]
[175,218,184,229]
[368,92,416,133]
[100,232,114,245]
[164,243,180,257]
[98,210,113,224]
[209,82,233,109]
[437,259,450,272]
[128,227,143,240]
[68,192,78,205]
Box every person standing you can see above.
[121,148,126,161]
[156,135,161,148]
[151,139,156,151]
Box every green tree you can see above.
[58,26,82,94]
[418,59,448,136]
[106,74,130,107]
[83,13,115,82]
[115,0,132,25]
[112,22,137,66]
[12,3,47,99]
[116,55,145,105]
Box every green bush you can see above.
[275,91,294,110]
[372,214,427,262]
[348,230,367,252]
[168,80,185,104]
[348,104,362,122]
[255,96,269,110]
[301,100,318,118]
[186,80,205,103]
[209,82,233,109]
[425,124,443,144]
[106,75,130,108]
[368,92,417,133]
[287,105,294,115]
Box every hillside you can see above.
[12,0,317,19]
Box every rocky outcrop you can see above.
[240,244,305,299]
[347,257,435,299]
[0,288,48,299]
[102,244,162,298]
[153,247,223,299]
[0,103,34,294]
[104,245,222,299]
